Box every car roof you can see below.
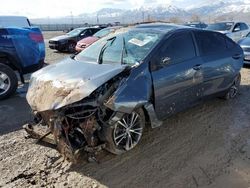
[75,27,101,31]
[0,16,28,19]
[134,22,197,34]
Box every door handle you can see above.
[232,54,243,59]
[193,64,201,71]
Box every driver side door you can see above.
[151,31,204,120]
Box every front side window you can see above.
[195,31,227,55]
[75,30,163,65]
[233,23,241,32]
[159,32,196,64]
[80,29,91,36]
[67,29,83,36]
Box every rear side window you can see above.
[195,31,227,55]
[240,23,248,30]
[91,28,100,34]
[160,32,196,64]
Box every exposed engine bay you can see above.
[24,71,129,162]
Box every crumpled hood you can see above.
[26,58,126,112]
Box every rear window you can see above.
[195,31,227,55]
[0,17,30,28]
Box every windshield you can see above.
[75,30,163,65]
[207,22,234,31]
[67,29,83,36]
[93,28,113,38]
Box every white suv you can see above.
[206,22,250,42]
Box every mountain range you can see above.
[31,0,250,24]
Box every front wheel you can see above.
[223,74,241,100]
[68,42,76,53]
[102,109,145,155]
[0,64,18,100]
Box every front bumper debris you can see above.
[23,122,106,163]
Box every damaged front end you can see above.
[24,59,132,162]
[24,28,164,162]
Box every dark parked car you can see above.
[184,22,207,29]
[206,22,250,42]
[238,32,250,65]
[24,24,243,161]
[75,26,122,52]
[0,16,45,99]
[49,27,101,52]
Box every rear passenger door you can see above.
[194,31,236,97]
[151,31,203,120]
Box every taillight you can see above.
[29,33,44,43]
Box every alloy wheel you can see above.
[0,71,11,95]
[113,112,143,151]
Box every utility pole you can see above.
[96,14,99,25]
[70,11,73,27]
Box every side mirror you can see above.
[161,57,171,66]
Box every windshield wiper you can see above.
[97,36,116,64]
[121,37,128,65]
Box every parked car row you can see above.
[49,27,101,52]
[184,21,250,42]
[25,22,244,162]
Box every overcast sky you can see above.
[0,0,213,18]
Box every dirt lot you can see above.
[0,31,250,188]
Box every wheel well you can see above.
[142,106,151,127]
[0,54,18,71]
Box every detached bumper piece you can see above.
[23,117,106,163]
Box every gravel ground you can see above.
[0,32,249,188]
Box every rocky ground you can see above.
[0,32,249,188]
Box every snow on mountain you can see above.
[188,0,250,16]
[31,0,250,24]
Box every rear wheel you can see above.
[102,109,145,155]
[223,74,241,100]
[0,64,18,100]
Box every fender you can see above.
[0,51,22,71]
[104,62,163,128]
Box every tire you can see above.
[223,73,241,100]
[68,42,76,53]
[0,64,18,100]
[101,109,145,155]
